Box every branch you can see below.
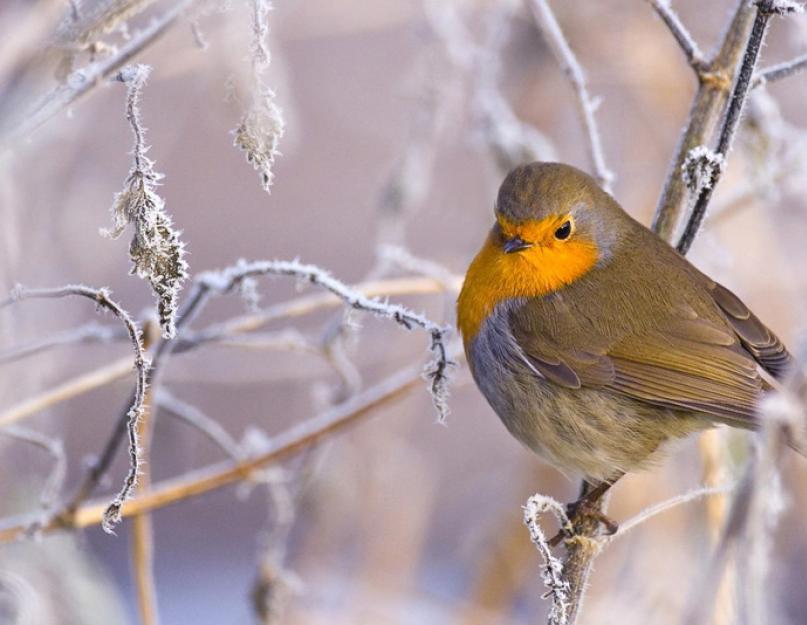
[156,389,244,462]
[527,0,613,192]
[651,1,757,240]
[645,0,706,70]
[675,0,796,255]
[0,276,455,429]
[194,259,454,423]
[753,51,807,86]
[0,426,67,516]
[523,495,572,625]
[0,322,123,364]
[1,0,197,146]
[0,284,151,533]
[0,360,437,542]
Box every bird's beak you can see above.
[503,236,533,254]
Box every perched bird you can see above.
[457,162,794,524]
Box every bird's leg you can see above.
[548,473,624,547]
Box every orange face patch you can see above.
[457,215,599,342]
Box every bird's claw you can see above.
[547,499,619,547]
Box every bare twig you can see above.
[0,426,67,514]
[0,322,123,364]
[645,0,706,69]
[0,360,442,541]
[156,389,244,461]
[1,0,197,146]
[0,357,134,428]
[676,0,797,255]
[194,259,454,423]
[527,0,613,192]
[0,284,150,532]
[131,391,159,625]
[753,51,807,86]
[0,277,455,429]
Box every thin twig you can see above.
[0,426,67,514]
[1,0,196,146]
[131,391,159,625]
[753,51,807,86]
[195,259,454,423]
[645,0,706,69]
[0,277,455,429]
[527,0,613,192]
[0,356,135,427]
[0,322,123,364]
[0,284,151,533]
[0,360,441,542]
[156,389,244,462]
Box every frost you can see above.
[232,0,285,193]
[523,494,572,625]
[681,145,724,205]
[102,64,188,339]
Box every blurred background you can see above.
[1,1,807,623]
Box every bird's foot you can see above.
[547,499,619,547]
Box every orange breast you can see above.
[457,229,599,343]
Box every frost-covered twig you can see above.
[103,64,188,338]
[2,0,196,145]
[0,284,150,533]
[527,0,613,192]
[675,0,797,255]
[195,259,454,422]
[645,0,706,70]
[753,51,807,86]
[523,494,572,625]
[0,358,452,541]
[0,426,67,515]
[604,482,735,544]
[155,389,244,462]
[0,322,123,364]
[232,0,284,192]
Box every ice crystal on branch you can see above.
[102,64,188,339]
[681,145,724,206]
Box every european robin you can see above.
[457,162,795,524]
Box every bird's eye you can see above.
[554,220,572,240]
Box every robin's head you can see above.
[493,162,620,263]
[457,162,626,341]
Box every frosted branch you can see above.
[645,0,706,70]
[523,494,572,625]
[195,259,454,422]
[753,51,807,87]
[527,0,613,192]
[0,284,150,533]
[103,64,189,338]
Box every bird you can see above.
[457,161,795,533]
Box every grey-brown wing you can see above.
[708,281,793,379]
[509,299,763,427]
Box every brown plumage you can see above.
[458,162,793,484]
